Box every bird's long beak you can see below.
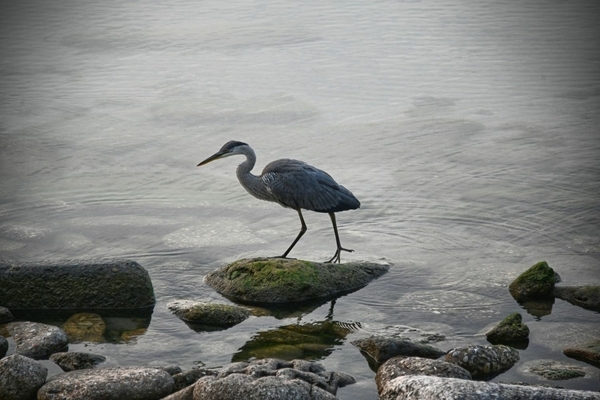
[197,150,226,167]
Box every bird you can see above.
[197,140,360,263]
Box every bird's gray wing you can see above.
[261,159,344,212]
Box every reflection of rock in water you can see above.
[62,313,106,343]
[232,320,359,362]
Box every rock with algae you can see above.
[445,344,519,377]
[204,258,389,303]
[486,312,530,343]
[553,286,600,312]
[167,300,250,326]
[509,261,560,302]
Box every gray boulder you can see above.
[50,352,106,371]
[0,306,14,323]
[445,344,519,377]
[352,335,445,365]
[509,261,560,302]
[204,258,389,303]
[192,358,354,399]
[194,374,337,400]
[0,335,7,358]
[379,375,600,400]
[5,321,68,359]
[0,354,48,400]
[554,286,600,312]
[168,300,250,326]
[485,312,529,343]
[375,356,472,393]
[37,367,174,400]
[0,259,155,310]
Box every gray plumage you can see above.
[198,140,360,263]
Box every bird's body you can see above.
[198,140,360,263]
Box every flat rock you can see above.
[50,352,107,371]
[352,335,445,365]
[508,261,560,302]
[486,312,530,343]
[445,344,519,377]
[38,367,174,400]
[168,300,250,326]
[528,360,586,380]
[564,338,600,366]
[376,356,472,393]
[379,375,600,400]
[554,286,600,311]
[204,258,389,303]
[0,354,48,400]
[0,258,155,310]
[5,321,68,359]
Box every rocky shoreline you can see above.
[1,258,599,399]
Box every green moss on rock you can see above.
[486,312,529,343]
[509,261,559,302]
[205,258,389,303]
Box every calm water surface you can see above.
[1,1,599,397]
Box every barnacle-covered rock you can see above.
[445,344,519,377]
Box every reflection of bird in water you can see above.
[198,141,360,263]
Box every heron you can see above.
[197,140,360,263]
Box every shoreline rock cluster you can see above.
[1,258,599,399]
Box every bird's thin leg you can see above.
[280,209,307,259]
[326,212,353,263]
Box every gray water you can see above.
[1,0,599,397]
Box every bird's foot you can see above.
[325,247,354,264]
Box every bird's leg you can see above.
[280,209,307,259]
[326,212,353,263]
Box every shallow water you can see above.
[1,0,599,397]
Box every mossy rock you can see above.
[486,312,529,343]
[508,261,560,302]
[204,258,389,303]
[0,259,155,310]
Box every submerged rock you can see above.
[486,312,530,343]
[509,261,560,302]
[563,338,600,366]
[352,335,445,366]
[379,375,600,400]
[375,356,472,393]
[204,258,389,303]
[167,300,250,326]
[0,354,48,400]
[0,258,155,310]
[553,286,600,312]
[528,360,586,380]
[192,358,354,399]
[445,344,519,377]
[38,367,174,400]
[50,352,107,371]
[5,321,68,359]
[63,313,107,343]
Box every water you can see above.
[1,0,599,397]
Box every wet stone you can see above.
[0,354,48,400]
[168,300,250,326]
[554,286,600,312]
[50,351,106,371]
[509,261,560,302]
[5,321,68,359]
[0,306,14,323]
[0,335,7,358]
[445,344,519,377]
[564,338,600,366]
[352,335,446,365]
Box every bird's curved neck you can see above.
[236,146,257,177]
[235,146,268,199]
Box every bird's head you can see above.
[197,140,250,166]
